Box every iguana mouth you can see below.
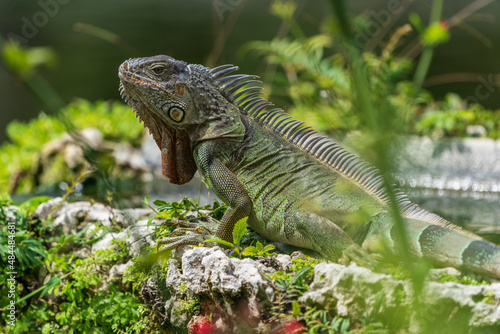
[119,80,160,131]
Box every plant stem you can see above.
[329,0,420,293]
[413,0,444,87]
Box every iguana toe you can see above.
[339,244,381,270]
[157,218,220,252]
[157,233,206,250]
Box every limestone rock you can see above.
[126,219,158,257]
[163,247,276,333]
[300,262,500,334]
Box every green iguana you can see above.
[118,55,500,278]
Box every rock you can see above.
[91,230,128,253]
[275,254,293,271]
[126,219,159,257]
[109,260,133,282]
[141,134,162,177]
[113,142,150,175]
[466,125,487,137]
[35,197,153,236]
[27,198,500,333]
[426,267,462,281]
[163,247,276,333]
[34,197,64,219]
[300,262,500,334]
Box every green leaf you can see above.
[28,246,48,259]
[153,199,168,207]
[19,196,52,216]
[409,13,424,33]
[42,323,52,334]
[241,246,257,256]
[232,217,248,244]
[292,300,301,316]
[290,266,313,285]
[340,317,350,332]
[259,244,275,255]
[82,230,109,245]
[204,237,234,248]
[16,276,60,304]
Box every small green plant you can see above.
[231,217,249,256]
[302,308,351,334]
[205,217,276,259]
[481,291,496,305]
[0,197,49,278]
[241,240,276,257]
[147,196,275,259]
[416,93,500,138]
[146,195,227,222]
[268,259,317,327]
[174,295,201,316]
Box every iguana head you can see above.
[118,55,245,184]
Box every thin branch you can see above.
[422,72,500,87]
[365,0,415,52]
[206,0,248,67]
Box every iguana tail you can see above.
[368,213,500,278]
[407,216,500,277]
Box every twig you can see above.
[412,0,444,87]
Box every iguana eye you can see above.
[151,64,167,75]
[168,106,184,122]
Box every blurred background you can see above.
[1,0,500,143]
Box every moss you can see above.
[481,291,496,305]
[385,264,412,281]
[438,272,490,286]
[174,295,201,316]
[290,255,323,272]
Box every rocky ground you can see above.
[20,197,500,334]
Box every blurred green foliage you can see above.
[416,93,500,138]
[1,1,498,333]
[2,41,57,77]
[245,0,499,141]
[0,99,143,194]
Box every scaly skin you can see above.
[119,55,500,278]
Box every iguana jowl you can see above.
[119,55,500,278]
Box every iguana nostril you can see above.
[120,61,129,71]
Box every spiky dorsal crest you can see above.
[208,64,473,233]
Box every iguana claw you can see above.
[157,217,220,252]
[339,244,381,270]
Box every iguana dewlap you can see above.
[119,55,500,278]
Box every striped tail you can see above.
[403,217,500,278]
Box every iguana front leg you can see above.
[157,141,251,251]
[194,141,252,244]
